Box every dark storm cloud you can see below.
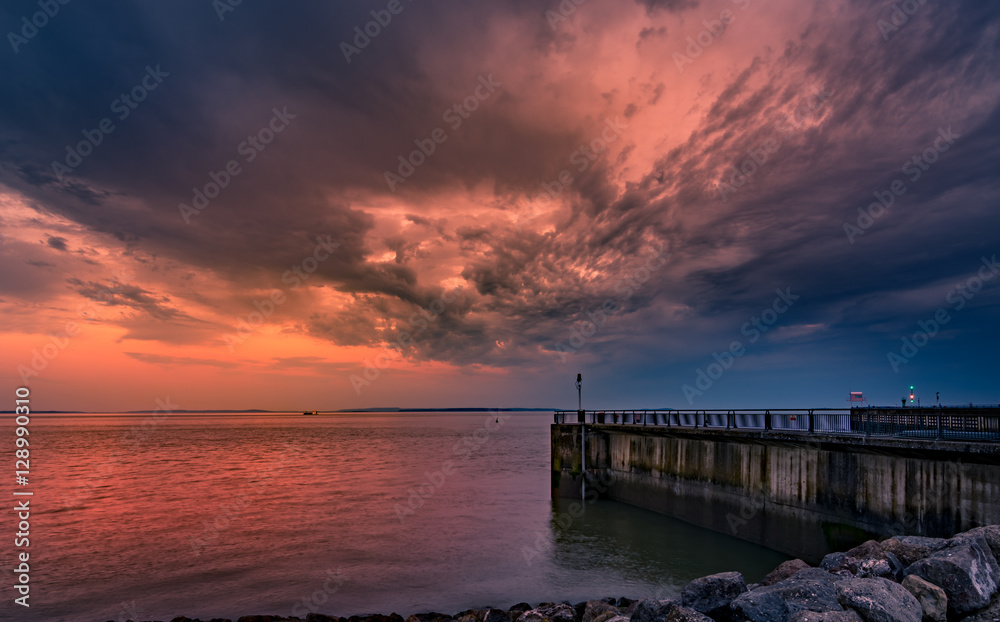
[1,0,999,379]
[46,235,67,250]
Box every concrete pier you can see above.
[551,420,1000,562]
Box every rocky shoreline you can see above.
[120,525,1000,622]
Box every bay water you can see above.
[10,412,789,621]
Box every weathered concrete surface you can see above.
[552,425,1000,562]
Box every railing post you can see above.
[937,406,943,439]
[764,410,771,431]
[726,410,731,430]
[866,407,871,437]
[808,409,814,434]
[696,410,700,428]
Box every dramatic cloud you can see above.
[1,0,998,411]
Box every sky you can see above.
[1,0,999,412]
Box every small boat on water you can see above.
[303,410,318,415]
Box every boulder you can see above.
[834,577,922,622]
[681,571,748,617]
[664,605,713,622]
[306,616,340,622]
[879,537,949,568]
[730,589,791,622]
[406,615,453,622]
[821,554,848,572]
[526,604,575,622]
[961,526,1000,563]
[762,561,812,587]
[484,611,512,622]
[905,537,1000,615]
[789,612,862,622]
[238,617,297,622]
[583,601,621,622]
[958,593,1000,622]
[509,605,534,618]
[900,575,947,622]
[730,568,843,622]
[629,598,678,622]
[830,541,896,579]
[616,599,638,615]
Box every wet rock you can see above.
[238,617,299,622]
[905,537,1000,615]
[789,611,862,622]
[835,577,921,622]
[762,560,812,587]
[484,610,512,622]
[879,537,949,568]
[681,571,748,617]
[406,613,454,622]
[900,575,947,622]
[583,601,621,622]
[629,598,678,622]
[664,605,712,622]
[306,616,341,622]
[616,599,638,615]
[730,568,843,622]
[367,615,405,622]
[509,605,534,618]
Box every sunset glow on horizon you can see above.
[2,0,999,411]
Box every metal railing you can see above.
[552,406,1000,442]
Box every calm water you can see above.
[8,412,788,621]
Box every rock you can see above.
[616,599,638,615]
[664,605,712,622]
[518,604,575,622]
[880,537,949,568]
[238,617,296,622]
[484,611,512,622]
[905,537,1000,615]
[406,614,454,622]
[789,612,863,622]
[835,577,922,622]
[762,560,812,587]
[950,532,1000,584]
[681,571,748,617]
[509,605,534,618]
[900,575,947,622]
[306,616,340,622]
[962,526,1000,563]
[730,589,791,622]
[730,568,843,622]
[367,615,405,622]
[583,601,621,622]
[959,592,1000,622]
[831,541,896,579]
[821,554,848,572]
[629,598,678,622]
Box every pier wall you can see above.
[551,424,1000,562]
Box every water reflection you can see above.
[548,498,790,590]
